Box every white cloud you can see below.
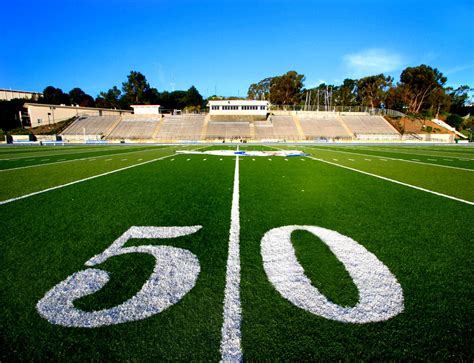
[343,49,404,77]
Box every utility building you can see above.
[208,100,270,121]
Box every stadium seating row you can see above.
[61,113,400,141]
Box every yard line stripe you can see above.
[0,146,128,160]
[347,146,474,160]
[0,154,176,206]
[220,154,242,362]
[307,156,473,206]
[0,147,171,172]
[308,147,473,172]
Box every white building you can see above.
[0,88,42,101]
[208,100,269,116]
[24,103,131,128]
[131,105,161,115]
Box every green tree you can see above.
[96,86,122,109]
[269,71,305,105]
[40,86,70,105]
[247,77,272,100]
[122,71,151,105]
[184,86,203,107]
[448,85,472,109]
[398,65,447,114]
[332,79,358,106]
[446,114,463,130]
[69,88,95,107]
[357,74,393,108]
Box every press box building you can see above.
[208,100,270,121]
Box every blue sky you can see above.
[1,0,473,97]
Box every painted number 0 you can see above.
[261,225,403,323]
[37,224,403,327]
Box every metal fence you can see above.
[268,105,405,117]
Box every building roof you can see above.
[23,103,131,112]
[208,100,269,105]
[0,88,43,95]
[131,104,161,108]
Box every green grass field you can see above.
[0,143,472,361]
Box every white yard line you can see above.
[0,154,176,206]
[220,154,242,362]
[0,147,170,172]
[349,146,474,161]
[309,147,473,172]
[307,156,474,206]
[0,146,127,160]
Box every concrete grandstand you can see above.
[59,108,456,143]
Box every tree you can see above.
[96,86,122,109]
[332,79,358,106]
[357,74,393,108]
[269,71,305,105]
[122,71,151,104]
[184,86,203,107]
[40,86,70,105]
[397,65,447,114]
[445,114,463,130]
[247,77,272,100]
[448,85,473,109]
[69,88,95,107]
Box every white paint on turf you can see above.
[220,154,242,362]
[0,153,175,206]
[261,225,404,323]
[307,156,474,205]
[312,147,472,171]
[37,226,202,327]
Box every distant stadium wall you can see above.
[24,103,132,128]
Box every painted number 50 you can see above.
[37,224,403,327]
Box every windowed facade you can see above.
[208,100,269,116]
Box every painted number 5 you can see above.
[37,226,202,328]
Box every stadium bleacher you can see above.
[253,121,275,140]
[298,114,352,138]
[61,116,120,136]
[157,115,205,140]
[339,115,398,135]
[108,121,158,139]
[270,116,300,139]
[206,121,251,139]
[59,112,404,142]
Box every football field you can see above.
[1,144,473,361]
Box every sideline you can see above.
[0,153,175,206]
[306,156,473,206]
[340,146,474,161]
[0,146,129,160]
[0,146,170,172]
[307,146,473,172]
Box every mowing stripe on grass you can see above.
[307,156,474,206]
[220,155,242,362]
[352,146,474,160]
[0,154,175,206]
[0,146,127,160]
[0,147,171,172]
[309,147,473,172]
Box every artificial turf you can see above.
[0,144,472,361]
